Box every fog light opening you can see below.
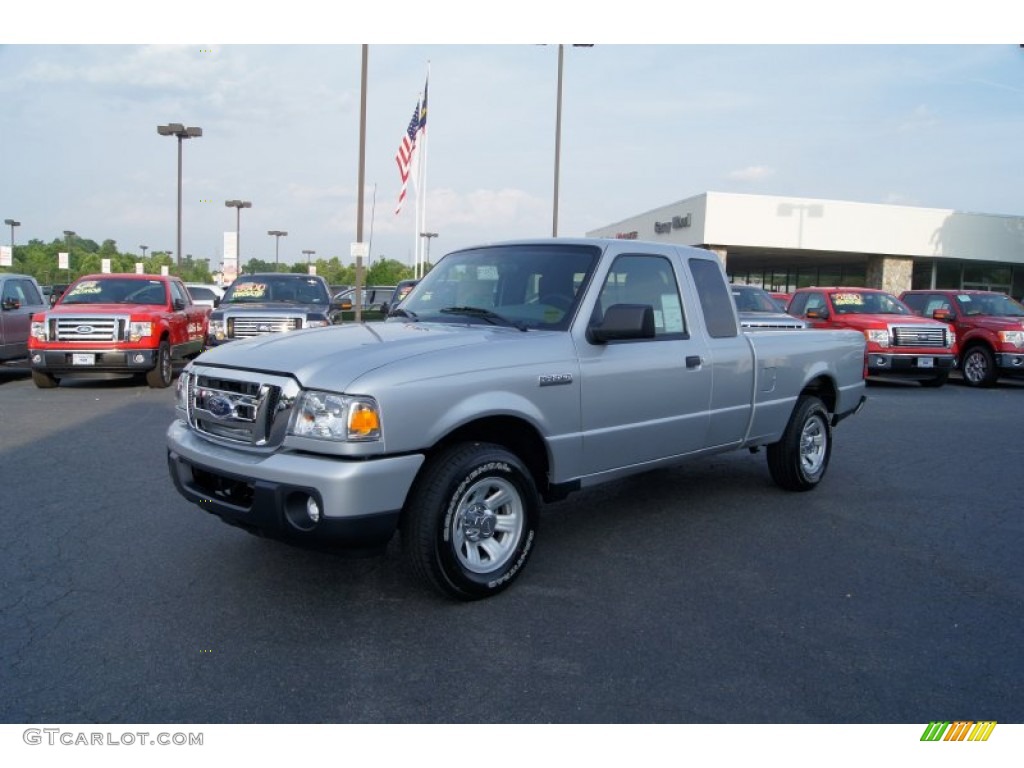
[134,353,146,363]
[283,490,321,532]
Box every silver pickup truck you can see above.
[167,238,866,600]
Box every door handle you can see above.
[685,355,702,369]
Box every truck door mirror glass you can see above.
[587,303,655,344]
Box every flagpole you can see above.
[418,63,431,278]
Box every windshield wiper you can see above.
[439,306,528,331]
[390,307,420,321]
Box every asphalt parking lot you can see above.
[0,364,1021,724]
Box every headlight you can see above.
[290,391,381,442]
[865,329,890,347]
[305,319,330,329]
[31,319,48,342]
[1000,330,1024,348]
[129,321,152,342]
[175,369,192,414]
[209,318,226,340]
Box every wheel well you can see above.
[429,416,551,496]
[800,375,837,414]
[961,339,992,355]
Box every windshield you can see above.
[958,293,1024,317]
[732,285,784,313]
[223,276,329,304]
[61,278,168,305]
[393,244,600,330]
[831,291,910,315]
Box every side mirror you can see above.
[1,297,21,310]
[173,298,186,311]
[587,303,656,344]
[213,297,221,308]
[806,308,828,319]
[932,308,954,322]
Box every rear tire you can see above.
[401,442,539,600]
[767,395,831,492]
[31,370,59,389]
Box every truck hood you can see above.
[215,302,327,314]
[957,315,1024,330]
[193,321,546,391]
[44,302,167,316]
[833,313,940,327]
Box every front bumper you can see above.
[166,420,424,550]
[30,347,158,375]
[867,353,955,377]
[995,352,1024,376]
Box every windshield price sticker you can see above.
[232,283,267,299]
[68,281,102,296]
[833,293,865,306]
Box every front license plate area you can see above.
[917,357,934,368]
[72,353,96,366]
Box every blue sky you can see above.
[2,3,1023,270]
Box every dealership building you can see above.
[587,192,1024,300]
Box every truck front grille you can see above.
[892,325,949,348]
[228,316,302,339]
[54,315,126,342]
[183,370,298,448]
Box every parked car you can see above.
[43,283,70,306]
[185,283,224,310]
[206,273,335,347]
[0,273,47,362]
[381,279,419,316]
[332,285,397,312]
[28,273,208,388]
[787,286,957,387]
[730,284,806,330]
[900,289,1024,387]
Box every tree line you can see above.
[2,236,420,288]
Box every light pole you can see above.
[4,219,19,249]
[551,45,592,237]
[302,249,316,268]
[267,230,288,270]
[63,230,75,281]
[139,245,148,259]
[225,200,252,266]
[157,123,202,269]
[419,232,437,270]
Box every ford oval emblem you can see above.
[76,325,94,334]
[258,324,271,333]
[207,395,233,418]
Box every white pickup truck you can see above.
[167,238,866,600]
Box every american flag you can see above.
[394,78,428,215]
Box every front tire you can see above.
[961,346,997,388]
[767,395,832,492]
[146,340,173,388]
[31,370,59,389]
[401,442,539,600]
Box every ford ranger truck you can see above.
[168,239,867,600]
[787,287,957,387]
[900,289,1024,387]
[29,273,208,388]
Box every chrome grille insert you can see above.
[227,315,302,339]
[891,325,948,348]
[185,368,299,448]
[54,315,128,342]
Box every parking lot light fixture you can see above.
[302,249,316,267]
[268,230,288,269]
[225,200,252,263]
[157,123,202,269]
[4,219,19,248]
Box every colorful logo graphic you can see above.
[920,721,997,742]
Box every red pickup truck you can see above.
[787,287,957,387]
[28,273,208,388]
[900,289,1024,387]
